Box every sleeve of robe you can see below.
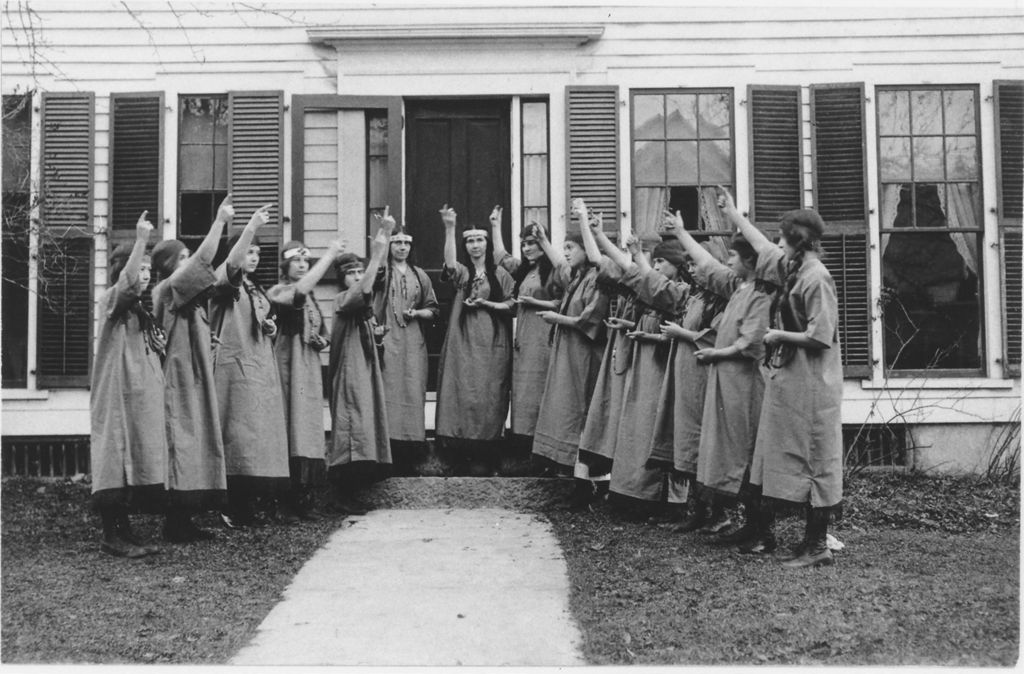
[416,269,441,320]
[267,283,305,309]
[595,255,624,284]
[441,261,470,289]
[495,267,515,309]
[694,257,741,300]
[104,265,144,320]
[619,265,690,315]
[799,266,840,348]
[165,253,217,312]
[335,286,370,314]
[212,260,244,300]
[756,245,788,287]
[496,251,521,275]
[732,290,770,359]
[572,268,609,341]
[695,311,722,349]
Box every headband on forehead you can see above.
[390,233,413,243]
[461,228,488,240]
[282,246,311,260]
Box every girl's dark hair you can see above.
[108,243,133,284]
[457,232,509,342]
[728,232,758,268]
[511,224,553,297]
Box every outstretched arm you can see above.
[124,211,154,283]
[226,203,272,270]
[663,209,717,268]
[440,204,458,269]
[716,186,774,255]
[571,198,603,265]
[360,228,389,295]
[533,220,564,270]
[489,205,508,260]
[197,194,234,264]
[598,226,634,271]
[294,238,346,295]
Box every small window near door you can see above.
[367,112,389,226]
[521,99,549,230]
[178,95,228,251]
[631,89,734,249]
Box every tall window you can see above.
[2,93,31,388]
[631,89,734,247]
[178,95,228,250]
[367,112,388,225]
[877,86,984,373]
[521,99,549,230]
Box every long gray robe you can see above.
[434,262,515,443]
[90,267,167,509]
[750,246,843,509]
[531,264,608,466]
[152,255,226,509]
[694,258,770,499]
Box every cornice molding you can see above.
[307,23,604,47]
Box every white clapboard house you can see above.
[1,3,1021,476]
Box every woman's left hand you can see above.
[536,310,560,325]
[764,329,784,345]
[694,347,718,363]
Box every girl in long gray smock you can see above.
[434,205,515,475]
[268,237,346,520]
[327,222,392,515]
[90,212,165,558]
[721,189,844,567]
[151,195,233,542]
[210,206,290,528]
[371,218,439,469]
[672,221,770,541]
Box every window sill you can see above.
[1,389,51,401]
[859,378,1016,391]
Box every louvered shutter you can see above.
[229,91,283,289]
[810,84,870,377]
[38,92,94,388]
[748,86,802,227]
[995,80,1023,376]
[566,86,619,235]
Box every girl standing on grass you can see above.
[90,211,166,558]
[490,207,562,456]
[434,204,515,476]
[268,237,347,520]
[531,199,609,488]
[327,220,393,515]
[719,189,844,567]
[151,195,233,542]
[670,213,770,543]
[210,206,291,528]
[371,215,439,471]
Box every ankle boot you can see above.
[782,510,833,568]
[566,478,596,512]
[698,502,732,535]
[100,507,148,558]
[739,504,777,554]
[116,510,161,555]
[672,490,706,532]
[715,497,759,544]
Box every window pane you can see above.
[633,95,664,140]
[666,94,697,139]
[912,137,944,181]
[911,90,942,135]
[180,97,215,143]
[881,230,982,370]
[368,156,388,210]
[880,183,913,228]
[522,102,548,154]
[633,140,666,183]
[633,187,668,240]
[368,114,388,156]
[914,183,946,228]
[943,90,975,135]
[212,99,229,143]
[879,137,912,181]
[877,90,910,135]
[213,144,228,191]
[666,140,698,183]
[945,136,978,181]
[523,154,548,206]
[698,93,730,139]
[523,207,548,230]
[2,95,31,194]
[179,146,215,191]
[699,140,732,183]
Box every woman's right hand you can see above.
[216,193,235,223]
[604,317,635,331]
[136,210,154,239]
[715,185,737,215]
[489,205,502,229]
[660,320,686,339]
[439,204,457,228]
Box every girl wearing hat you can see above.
[371,216,439,467]
[150,195,233,542]
[90,211,166,557]
[669,213,771,543]
[489,207,562,451]
[268,237,347,519]
[435,204,515,475]
[210,205,290,527]
[326,219,393,515]
[531,199,609,488]
[719,189,843,567]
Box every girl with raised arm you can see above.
[210,205,290,528]
[671,214,770,543]
[326,221,393,515]
[151,195,233,542]
[719,188,843,567]
[531,199,609,497]
[434,204,515,476]
[371,210,439,470]
[90,211,166,557]
[490,206,562,453]
[269,236,347,520]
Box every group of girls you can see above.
[90,195,400,558]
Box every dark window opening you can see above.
[178,96,228,259]
[3,93,32,388]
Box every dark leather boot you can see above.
[566,478,596,512]
[782,510,833,568]
[738,503,777,555]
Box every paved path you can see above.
[231,508,585,666]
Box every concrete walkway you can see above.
[231,508,586,666]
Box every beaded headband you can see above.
[282,246,311,260]
[389,233,413,243]
[461,228,488,239]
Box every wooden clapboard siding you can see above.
[566,86,619,235]
[748,85,802,227]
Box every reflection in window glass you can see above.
[2,94,31,388]
[633,95,663,139]
[877,90,910,135]
[367,113,388,223]
[178,95,229,245]
[666,94,697,139]
[521,100,549,231]
[911,90,943,135]
[943,90,976,135]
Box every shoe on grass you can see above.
[738,534,778,555]
[101,537,149,559]
[781,547,833,568]
[697,516,732,536]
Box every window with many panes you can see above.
[367,112,388,225]
[521,99,549,230]
[877,86,984,373]
[2,93,31,388]
[178,95,228,251]
[631,89,734,248]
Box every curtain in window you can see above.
[939,184,979,276]
[880,183,902,253]
[698,186,730,261]
[634,187,668,240]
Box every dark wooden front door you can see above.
[405,99,511,391]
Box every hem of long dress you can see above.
[644,457,674,472]
[289,457,327,487]
[91,484,167,513]
[609,485,662,503]
[532,435,578,468]
[671,468,697,483]
[436,434,504,446]
[225,475,291,496]
[166,489,227,512]
[758,490,845,522]
[577,449,613,476]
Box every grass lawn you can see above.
[1,472,1018,665]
